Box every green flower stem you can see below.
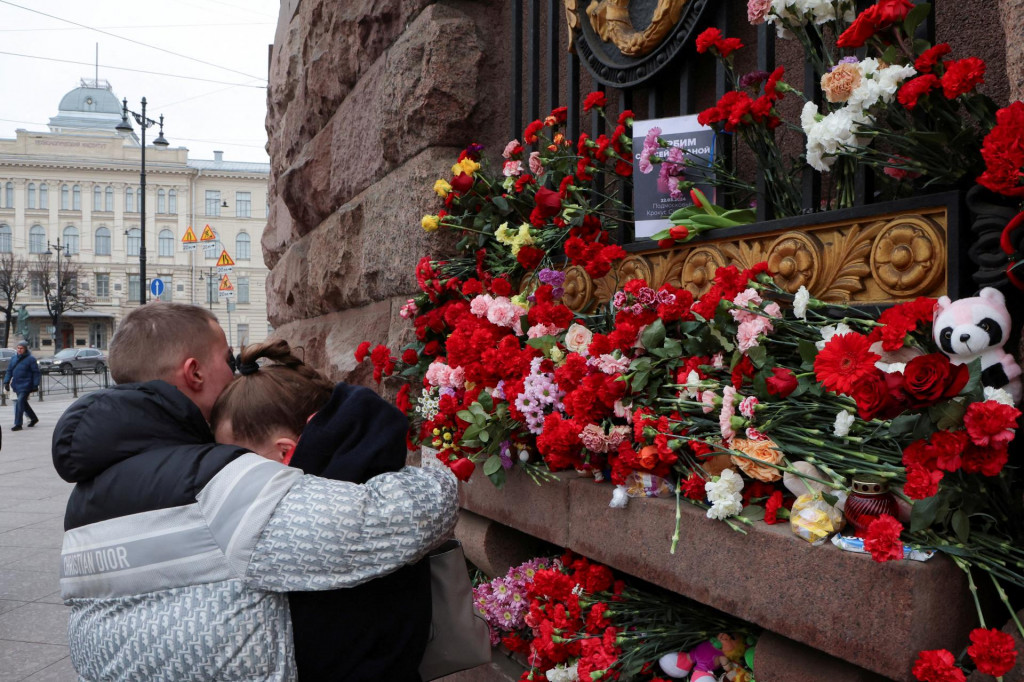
[671,476,683,554]
[989,573,1024,640]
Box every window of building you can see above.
[205,190,221,216]
[61,184,70,210]
[237,276,250,304]
[235,192,251,218]
[30,273,43,297]
[27,183,36,209]
[237,323,250,347]
[159,229,174,257]
[29,225,45,253]
[125,187,134,212]
[89,322,106,349]
[157,189,166,214]
[63,225,79,254]
[168,189,177,214]
[72,185,81,210]
[104,186,113,212]
[95,226,111,255]
[236,232,251,260]
[68,274,79,295]
[127,228,140,256]
[93,186,101,211]
[4,182,13,208]
[159,276,173,302]
[0,224,10,253]
[38,183,47,209]
[128,274,140,302]
[95,273,109,298]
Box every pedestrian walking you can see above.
[5,340,40,431]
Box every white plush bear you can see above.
[933,287,1022,404]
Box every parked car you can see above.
[38,348,107,374]
[0,348,16,374]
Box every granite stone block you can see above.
[459,467,575,548]
[455,511,550,579]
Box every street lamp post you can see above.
[116,97,169,306]
[45,238,72,352]
[198,266,215,310]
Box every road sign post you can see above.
[150,278,164,299]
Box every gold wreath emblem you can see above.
[579,0,687,57]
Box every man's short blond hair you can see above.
[109,303,221,384]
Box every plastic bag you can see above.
[790,492,844,545]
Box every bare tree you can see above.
[0,253,28,348]
[30,252,92,352]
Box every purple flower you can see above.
[538,268,565,288]
[838,56,859,66]
[612,291,628,309]
[499,441,514,470]
[739,70,769,89]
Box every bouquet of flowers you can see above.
[473,552,757,682]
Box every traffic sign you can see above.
[181,226,198,251]
[199,225,217,242]
[218,274,235,299]
[150,278,165,297]
[216,249,234,274]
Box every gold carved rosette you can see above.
[536,205,951,313]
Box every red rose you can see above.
[851,371,892,420]
[449,457,476,481]
[968,627,1018,677]
[450,172,474,193]
[903,353,961,404]
[765,367,798,398]
[898,74,940,110]
[903,464,943,500]
[837,0,914,48]
[912,649,966,682]
[534,186,563,218]
[941,57,986,99]
[864,514,905,562]
[582,91,607,112]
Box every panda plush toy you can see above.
[933,287,1022,404]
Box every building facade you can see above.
[0,79,270,353]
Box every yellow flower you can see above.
[515,223,535,246]
[421,215,440,232]
[495,222,514,245]
[511,294,530,309]
[452,158,481,177]
[433,179,451,198]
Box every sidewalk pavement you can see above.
[0,394,80,681]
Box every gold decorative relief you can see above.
[766,232,821,294]
[680,247,726,298]
[585,0,687,57]
[870,216,944,297]
[562,265,594,312]
[524,205,952,309]
[564,0,580,51]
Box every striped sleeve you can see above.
[244,466,458,592]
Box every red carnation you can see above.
[978,101,1024,196]
[401,348,419,365]
[617,109,635,125]
[903,464,943,500]
[863,514,905,562]
[963,400,1021,448]
[837,0,914,48]
[915,43,951,73]
[961,442,1010,477]
[968,627,1018,677]
[516,245,545,271]
[898,74,940,110]
[695,27,722,54]
[583,91,607,112]
[765,367,798,398]
[395,383,413,414]
[682,473,706,501]
[523,119,544,143]
[764,490,784,525]
[941,57,986,99]
[354,340,371,363]
[491,277,513,296]
[814,332,881,395]
[912,649,966,682]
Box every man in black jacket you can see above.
[52,303,457,681]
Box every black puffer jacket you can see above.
[53,381,248,530]
[287,383,431,682]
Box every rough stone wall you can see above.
[264,0,508,384]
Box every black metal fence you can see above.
[1,368,111,405]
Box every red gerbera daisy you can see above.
[813,332,881,395]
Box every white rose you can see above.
[564,323,593,355]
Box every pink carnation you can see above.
[502,139,520,159]
[470,294,494,317]
[487,298,522,328]
[739,396,759,418]
[529,151,544,175]
[720,386,738,441]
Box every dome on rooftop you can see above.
[48,79,130,136]
[57,85,123,115]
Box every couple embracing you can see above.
[52,302,458,681]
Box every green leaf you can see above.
[910,494,942,532]
[775,508,791,521]
[487,467,507,489]
[746,344,767,369]
[630,356,652,372]
[961,358,984,400]
[888,414,920,438]
[740,505,765,521]
[479,429,490,443]
[903,3,931,35]
[821,492,839,508]
[526,335,557,354]
[951,510,970,544]
[880,45,900,68]
[456,409,476,423]
[492,195,510,212]
[483,454,503,476]
[641,319,666,350]
[478,391,494,412]
[663,338,682,357]
[632,370,650,392]
[798,340,819,366]
[928,400,965,431]
[469,402,489,419]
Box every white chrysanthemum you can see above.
[815,322,852,351]
[833,410,855,437]
[793,285,810,320]
[983,386,1016,406]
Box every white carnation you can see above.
[793,285,810,320]
[983,386,1016,406]
[833,410,855,438]
[707,495,744,520]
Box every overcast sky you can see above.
[0,0,279,164]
